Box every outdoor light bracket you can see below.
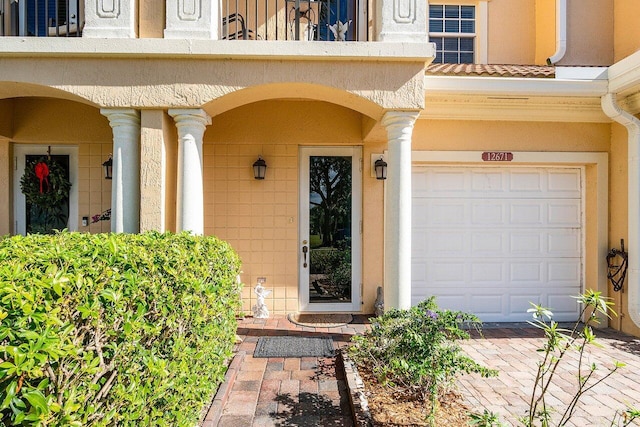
[606,239,628,292]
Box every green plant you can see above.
[348,297,497,426]
[522,290,626,427]
[469,409,506,427]
[0,231,241,426]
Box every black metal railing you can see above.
[1,0,82,37]
[221,0,369,41]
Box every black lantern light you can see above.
[253,156,267,180]
[374,156,387,180]
[102,154,113,180]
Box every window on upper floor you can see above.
[429,4,476,64]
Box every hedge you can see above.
[0,231,242,426]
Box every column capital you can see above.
[168,109,212,127]
[100,109,141,127]
[381,110,419,128]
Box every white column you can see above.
[169,109,211,235]
[382,111,418,310]
[165,0,219,39]
[83,0,137,38]
[375,0,426,42]
[100,109,141,233]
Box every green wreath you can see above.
[20,157,72,209]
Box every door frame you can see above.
[299,146,362,312]
[13,144,79,235]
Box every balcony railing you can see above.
[221,0,370,41]
[1,0,82,37]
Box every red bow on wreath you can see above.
[34,162,50,194]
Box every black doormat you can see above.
[253,336,335,358]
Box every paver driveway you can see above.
[459,327,640,427]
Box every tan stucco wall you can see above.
[0,58,425,117]
[608,122,640,337]
[78,142,113,233]
[614,0,640,62]
[0,140,11,235]
[139,0,165,38]
[11,98,111,143]
[488,0,536,65]
[534,0,556,65]
[164,113,178,233]
[560,0,614,66]
[0,99,12,138]
[203,99,383,314]
[412,120,610,151]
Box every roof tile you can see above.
[426,63,556,78]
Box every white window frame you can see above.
[427,0,489,64]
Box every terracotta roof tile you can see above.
[426,63,556,78]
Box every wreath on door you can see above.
[20,157,71,210]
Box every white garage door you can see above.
[412,166,583,322]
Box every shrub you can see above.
[348,297,497,425]
[0,231,242,426]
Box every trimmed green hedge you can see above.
[0,231,242,426]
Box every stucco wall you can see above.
[614,0,640,62]
[560,0,614,66]
[412,120,610,151]
[0,99,12,139]
[203,99,383,314]
[487,0,536,65]
[608,122,640,337]
[0,140,10,235]
[534,0,556,65]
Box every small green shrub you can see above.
[0,231,241,426]
[348,297,497,425]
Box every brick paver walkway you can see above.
[209,316,640,426]
[213,316,370,427]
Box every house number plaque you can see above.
[482,152,513,162]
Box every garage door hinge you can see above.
[359,220,362,234]
[14,157,18,171]
[359,158,363,172]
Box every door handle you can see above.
[302,245,308,268]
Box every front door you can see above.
[299,146,362,312]
[13,145,78,235]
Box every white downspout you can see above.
[601,93,640,328]
[546,0,567,65]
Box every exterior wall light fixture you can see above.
[374,156,387,180]
[103,154,113,180]
[253,156,267,180]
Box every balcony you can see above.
[1,0,369,41]
[221,0,369,41]
[1,0,82,37]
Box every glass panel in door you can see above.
[299,147,361,312]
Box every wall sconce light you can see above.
[102,154,113,180]
[374,156,387,180]
[253,156,267,180]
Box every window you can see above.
[429,4,475,64]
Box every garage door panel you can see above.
[548,202,581,226]
[412,166,583,322]
[471,203,504,224]
[509,170,544,192]
[510,262,543,282]
[471,262,504,282]
[547,261,581,282]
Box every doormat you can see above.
[253,336,335,358]
[287,313,353,328]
